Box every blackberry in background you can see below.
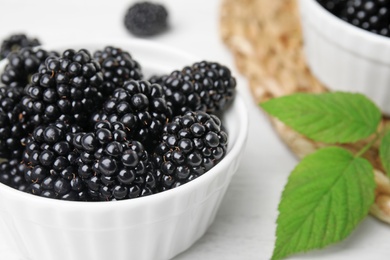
[22,121,86,200]
[154,61,236,117]
[1,47,59,88]
[92,80,172,150]
[317,0,390,37]
[152,111,228,191]
[0,34,40,60]
[74,121,158,201]
[23,49,104,127]
[340,0,390,37]
[124,2,169,36]
[148,74,168,86]
[317,0,347,16]
[93,46,143,95]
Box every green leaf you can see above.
[261,92,381,144]
[272,147,376,260]
[380,130,390,177]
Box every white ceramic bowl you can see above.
[0,40,249,260]
[299,0,390,114]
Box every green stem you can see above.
[355,126,390,158]
[355,133,380,158]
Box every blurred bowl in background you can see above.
[299,0,390,114]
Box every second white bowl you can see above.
[299,0,390,114]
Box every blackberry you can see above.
[184,61,236,112]
[155,61,236,117]
[152,111,228,191]
[317,0,347,16]
[74,121,158,201]
[93,46,143,95]
[340,0,390,36]
[92,80,172,150]
[148,74,168,86]
[22,121,86,200]
[0,34,40,60]
[124,2,169,36]
[23,49,104,127]
[1,47,59,88]
[0,159,28,192]
[0,86,30,159]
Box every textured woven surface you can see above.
[220,0,390,223]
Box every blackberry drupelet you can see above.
[1,47,59,88]
[22,121,86,200]
[74,121,158,201]
[0,159,28,192]
[156,61,236,117]
[124,2,169,36]
[0,34,40,60]
[23,49,104,127]
[340,0,390,36]
[92,80,172,150]
[93,46,143,95]
[152,111,228,191]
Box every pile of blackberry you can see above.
[0,35,235,201]
[317,0,390,37]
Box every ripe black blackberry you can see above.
[148,74,167,86]
[0,159,28,192]
[0,49,59,159]
[124,2,169,36]
[152,111,228,191]
[154,61,236,117]
[317,0,347,16]
[149,71,204,116]
[23,49,104,127]
[22,121,86,200]
[186,61,236,112]
[340,0,390,36]
[73,121,158,201]
[1,47,59,88]
[92,80,172,150]
[0,34,40,60]
[93,46,143,95]
[0,86,30,159]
